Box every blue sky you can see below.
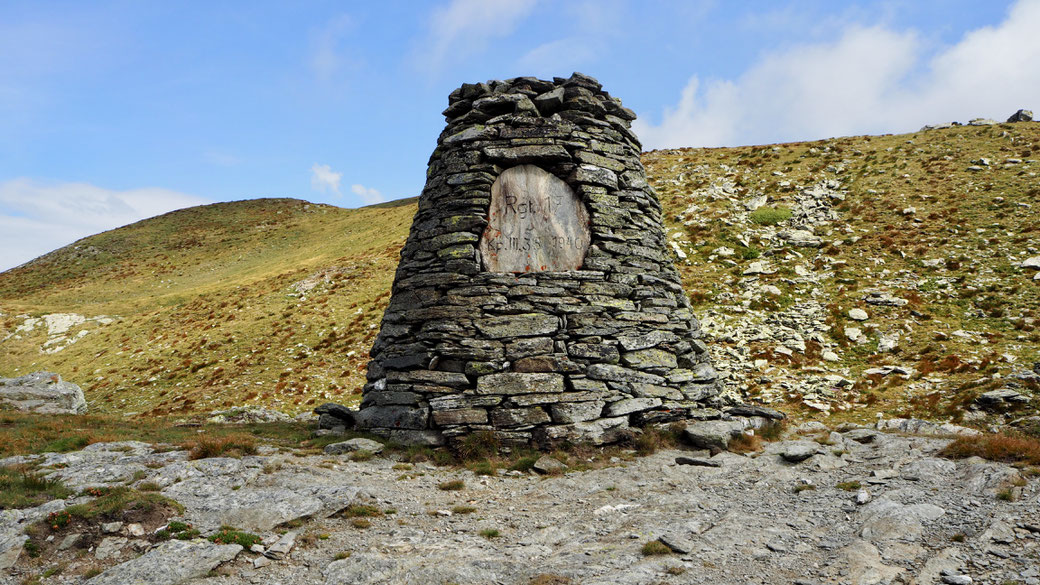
[1,0,1037,271]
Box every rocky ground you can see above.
[3,418,1038,585]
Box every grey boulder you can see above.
[683,420,745,452]
[0,371,86,414]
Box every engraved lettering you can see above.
[480,165,590,272]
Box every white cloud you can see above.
[516,38,598,76]
[635,0,1040,149]
[350,183,385,205]
[309,14,354,82]
[310,163,343,197]
[418,0,537,72]
[0,179,209,271]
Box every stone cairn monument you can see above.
[357,73,723,448]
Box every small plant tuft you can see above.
[438,479,465,491]
[640,540,672,556]
[209,526,262,548]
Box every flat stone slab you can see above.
[324,438,385,455]
[476,373,564,395]
[480,164,590,272]
[85,540,242,585]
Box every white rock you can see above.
[844,327,864,343]
[743,261,774,275]
[714,246,736,257]
[95,536,128,560]
[1021,256,1040,269]
[779,229,823,247]
[848,309,868,321]
[822,351,840,362]
[745,194,767,210]
[127,523,145,537]
[878,333,899,353]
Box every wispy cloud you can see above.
[350,183,385,205]
[517,38,598,76]
[310,163,343,197]
[417,0,537,73]
[204,150,242,167]
[0,179,209,271]
[309,13,355,82]
[635,0,1040,149]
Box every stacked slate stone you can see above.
[357,72,724,448]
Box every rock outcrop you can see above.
[3,424,1037,585]
[1007,108,1034,122]
[0,371,86,414]
[358,73,723,447]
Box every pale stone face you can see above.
[480,165,591,272]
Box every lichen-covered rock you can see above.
[0,371,86,414]
[358,73,725,446]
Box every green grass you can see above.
[341,504,384,518]
[62,487,183,520]
[209,526,263,547]
[0,467,73,509]
[748,206,792,225]
[156,521,201,541]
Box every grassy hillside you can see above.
[1,198,414,416]
[2,122,1038,424]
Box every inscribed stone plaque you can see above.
[480,165,590,272]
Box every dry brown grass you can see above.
[182,434,258,460]
[728,434,763,454]
[939,433,1040,466]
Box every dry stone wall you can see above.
[358,73,724,447]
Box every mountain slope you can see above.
[1,198,414,416]
[1,122,1038,423]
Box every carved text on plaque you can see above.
[480,165,590,272]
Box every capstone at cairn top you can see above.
[357,73,724,447]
